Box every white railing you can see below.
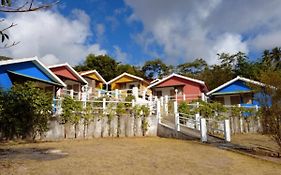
[179,113,200,130]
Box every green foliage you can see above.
[257,70,281,151]
[116,103,126,116]
[0,82,52,140]
[61,96,83,125]
[125,95,135,102]
[196,101,227,120]
[1,0,11,6]
[178,101,195,115]
[83,102,95,125]
[74,54,119,81]
[142,58,172,80]
[177,58,207,77]
[117,64,144,78]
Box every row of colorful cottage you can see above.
[0,57,268,107]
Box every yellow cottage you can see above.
[79,70,106,95]
[107,72,150,93]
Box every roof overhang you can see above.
[79,70,106,84]
[0,57,66,87]
[49,63,88,85]
[207,76,265,96]
[107,72,148,85]
[147,73,207,91]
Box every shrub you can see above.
[0,82,52,140]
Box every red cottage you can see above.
[148,73,208,101]
[49,63,88,100]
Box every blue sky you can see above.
[2,0,281,66]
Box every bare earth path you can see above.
[1,137,281,175]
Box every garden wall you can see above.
[43,115,158,140]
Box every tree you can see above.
[117,64,144,78]
[177,58,208,78]
[0,82,52,140]
[0,0,59,48]
[142,58,172,80]
[75,54,119,81]
[199,65,234,91]
[261,47,281,71]
[258,70,281,152]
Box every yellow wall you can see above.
[110,75,150,94]
[111,75,136,90]
[87,73,100,81]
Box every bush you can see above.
[258,70,281,152]
[178,101,195,115]
[0,82,52,140]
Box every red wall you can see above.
[50,66,78,81]
[156,76,204,101]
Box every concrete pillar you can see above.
[164,95,169,114]
[240,118,243,133]
[183,94,186,101]
[81,92,87,109]
[201,93,206,101]
[224,119,231,142]
[157,100,161,122]
[132,87,138,100]
[132,99,135,107]
[175,112,180,131]
[102,98,106,114]
[195,113,200,130]
[200,118,207,142]
[173,101,178,114]
[160,96,164,107]
[70,89,74,98]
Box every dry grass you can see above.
[232,134,280,152]
[1,137,281,175]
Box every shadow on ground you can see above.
[0,147,68,161]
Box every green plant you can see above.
[116,103,127,137]
[196,100,227,120]
[61,96,83,138]
[124,95,135,109]
[178,101,196,115]
[104,103,115,136]
[0,82,52,140]
[140,105,150,136]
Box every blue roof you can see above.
[213,80,252,95]
[0,58,65,90]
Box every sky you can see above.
[1,0,281,66]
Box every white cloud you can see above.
[250,31,281,51]
[1,9,106,66]
[125,0,281,64]
[113,45,127,63]
[96,23,105,38]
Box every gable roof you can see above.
[147,73,207,90]
[0,57,66,87]
[207,76,265,96]
[79,70,106,84]
[107,72,148,85]
[49,63,88,85]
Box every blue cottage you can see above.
[0,57,66,93]
[207,76,267,107]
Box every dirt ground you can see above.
[1,137,281,175]
[232,133,280,152]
